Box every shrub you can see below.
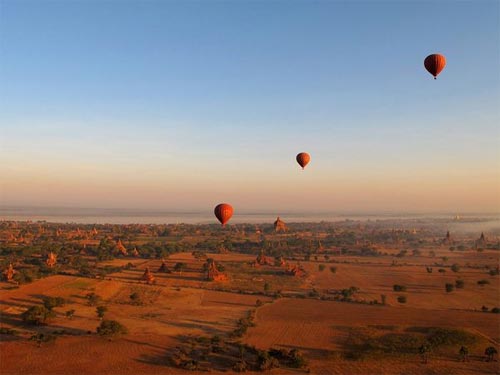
[451,264,460,273]
[393,284,407,292]
[289,349,308,368]
[0,327,18,335]
[455,279,465,289]
[257,351,280,371]
[329,266,337,274]
[491,307,500,314]
[445,283,454,293]
[438,268,446,273]
[96,306,108,319]
[181,359,200,371]
[130,292,141,303]
[397,296,407,304]
[13,269,37,284]
[232,360,247,372]
[308,289,320,298]
[477,279,490,286]
[426,327,477,348]
[96,320,128,337]
[30,333,56,347]
[318,264,326,272]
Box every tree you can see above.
[96,320,128,338]
[445,283,454,293]
[451,264,460,273]
[43,296,66,310]
[329,266,337,274]
[419,344,431,364]
[65,309,75,319]
[459,346,469,362]
[455,279,465,289]
[174,262,187,275]
[380,294,387,305]
[318,264,326,272]
[96,306,108,320]
[30,333,56,348]
[130,292,141,304]
[86,292,102,306]
[264,282,271,292]
[22,306,55,325]
[484,346,498,362]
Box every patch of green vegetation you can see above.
[63,279,92,289]
[344,326,480,361]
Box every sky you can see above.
[0,0,499,214]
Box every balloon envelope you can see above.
[424,54,446,79]
[214,203,233,226]
[296,152,311,169]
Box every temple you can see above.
[253,249,274,266]
[141,267,155,284]
[205,259,227,281]
[285,263,305,277]
[116,240,128,256]
[274,216,288,232]
[2,263,15,281]
[46,252,57,268]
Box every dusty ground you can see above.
[1,247,499,374]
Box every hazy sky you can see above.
[1,0,499,213]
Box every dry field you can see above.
[244,298,500,374]
[0,274,270,375]
[1,241,499,374]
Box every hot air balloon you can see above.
[214,203,233,226]
[424,54,446,79]
[296,152,310,170]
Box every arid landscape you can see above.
[1,217,499,374]
[1,1,499,374]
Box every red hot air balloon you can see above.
[214,203,233,226]
[296,152,310,170]
[424,54,446,79]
